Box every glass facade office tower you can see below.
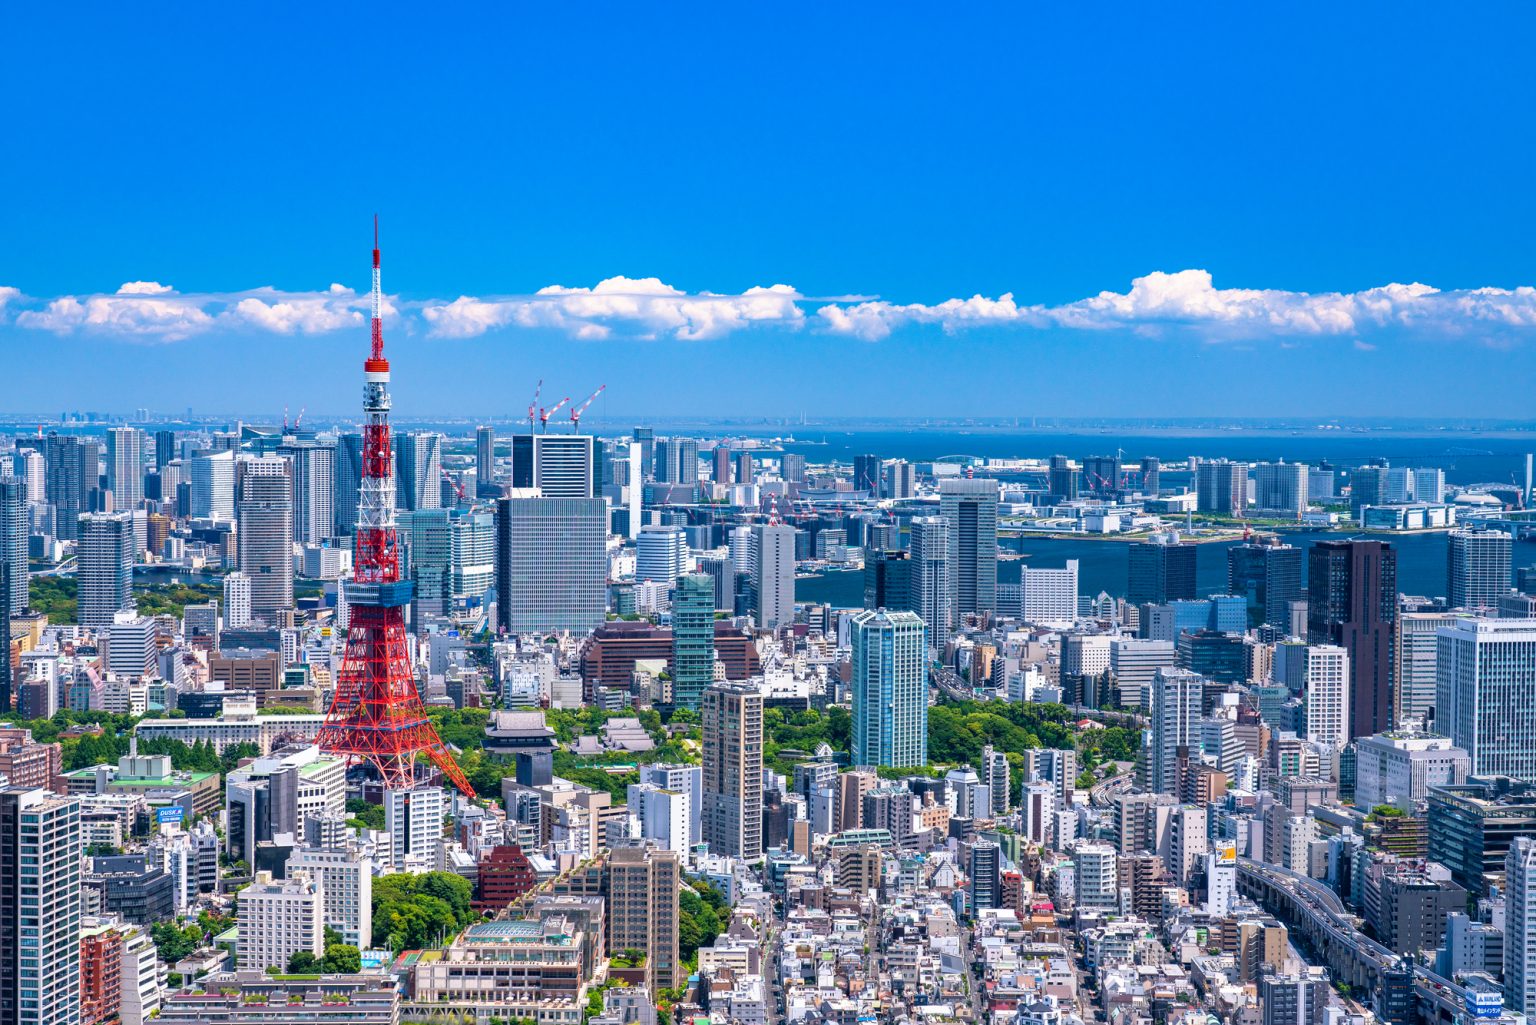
[277,439,336,545]
[236,457,294,619]
[1129,539,1197,606]
[0,476,26,616]
[908,516,951,645]
[1308,539,1397,739]
[850,609,928,768]
[939,478,998,620]
[44,435,101,541]
[1227,537,1304,630]
[395,432,443,511]
[334,433,364,537]
[475,425,497,497]
[494,496,607,634]
[671,573,716,713]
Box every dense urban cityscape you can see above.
[10,7,1536,1025]
[1,231,1536,1025]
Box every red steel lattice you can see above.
[315,220,475,799]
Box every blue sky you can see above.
[5,4,1536,419]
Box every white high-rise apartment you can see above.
[106,426,144,510]
[223,571,253,629]
[1448,527,1513,610]
[1149,667,1203,795]
[751,522,795,632]
[277,439,336,545]
[237,870,324,971]
[18,449,45,503]
[908,515,951,646]
[1253,461,1308,516]
[1302,644,1350,749]
[287,844,374,948]
[384,785,446,871]
[1,787,82,1025]
[395,432,443,511]
[627,782,692,859]
[78,512,135,628]
[1438,618,1536,780]
[1074,842,1118,908]
[1507,837,1536,1017]
[1021,560,1078,628]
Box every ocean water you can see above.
[797,530,1536,610]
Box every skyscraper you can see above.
[1149,667,1202,795]
[1083,455,1122,498]
[1139,456,1161,496]
[106,426,144,510]
[850,608,928,768]
[1227,535,1304,630]
[475,425,497,497]
[449,508,496,606]
[1253,461,1308,516]
[334,432,364,537]
[78,512,134,627]
[908,515,951,645]
[711,446,732,484]
[631,427,656,480]
[1448,527,1513,610]
[940,477,998,620]
[277,438,336,545]
[0,787,82,1025]
[852,454,881,493]
[733,450,755,486]
[671,574,716,713]
[153,429,176,469]
[1047,455,1078,501]
[1128,538,1197,606]
[44,434,100,540]
[1308,539,1396,739]
[395,432,443,511]
[1507,837,1536,1017]
[512,434,596,498]
[654,437,699,485]
[1196,459,1247,516]
[751,521,796,632]
[863,549,912,612]
[1438,618,1536,780]
[399,509,452,617]
[189,450,235,519]
[701,681,763,861]
[0,477,27,617]
[237,457,293,618]
[1395,611,1470,729]
[494,496,607,634]
[636,525,689,588]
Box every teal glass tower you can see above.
[671,573,717,712]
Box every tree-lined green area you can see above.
[135,580,223,618]
[29,576,76,620]
[372,871,477,953]
[928,699,1140,769]
[679,877,729,964]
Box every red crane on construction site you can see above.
[569,384,606,431]
[538,396,571,432]
[526,380,542,433]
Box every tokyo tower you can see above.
[315,220,475,799]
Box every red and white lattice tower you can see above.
[315,220,475,798]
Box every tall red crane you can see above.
[539,396,571,432]
[569,384,606,431]
[526,380,542,433]
[315,219,474,799]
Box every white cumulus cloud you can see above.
[5,268,1536,347]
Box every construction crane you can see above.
[569,384,606,431]
[441,468,467,504]
[526,379,543,433]
[538,397,571,432]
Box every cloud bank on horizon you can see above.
[5,270,1536,346]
